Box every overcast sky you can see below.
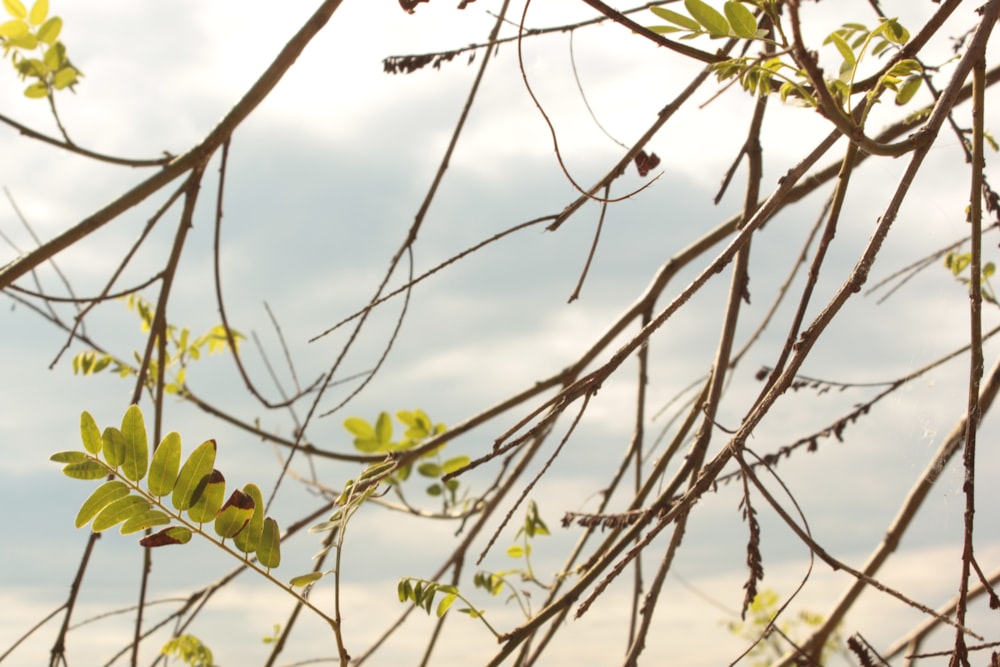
[2,1,999,665]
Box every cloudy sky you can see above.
[2,1,999,665]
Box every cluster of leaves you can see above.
[727,589,847,667]
[945,250,998,304]
[473,500,551,618]
[398,501,552,635]
[650,2,920,109]
[0,0,80,99]
[161,634,217,667]
[343,409,470,510]
[51,405,284,572]
[72,295,245,395]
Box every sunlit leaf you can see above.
[375,411,392,447]
[3,0,27,19]
[148,432,181,497]
[187,469,225,524]
[50,450,87,464]
[27,0,44,24]
[53,66,78,90]
[139,526,192,547]
[0,18,28,36]
[649,6,699,32]
[80,411,102,455]
[35,14,58,42]
[171,439,216,511]
[257,517,281,569]
[441,456,470,475]
[289,572,323,588]
[120,509,170,534]
[23,81,48,98]
[75,480,129,528]
[436,592,457,617]
[92,495,149,532]
[102,427,126,467]
[506,544,525,558]
[233,483,265,554]
[723,1,756,39]
[62,460,106,480]
[895,75,921,105]
[684,0,729,38]
[120,405,149,482]
[214,488,254,539]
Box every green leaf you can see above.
[233,483,265,554]
[375,411,393,446]
[50,450,87,464]
[80,411,103,455]
[62,460,107,480]
[171,439,216,511]
[257,517,281,569]
[27,0,44,24]
[148,432,181,497]
[827,32,856,68]
[187,469,225,524]
[895,75,921,105]
[102,427,126,467]
[214,488,254,539]
[437,592,457,617]
[723,1,756,39]
[441,456,470,475]
[506,544,526,558]
[3,0,27,19]
[75,480,129,528]
[398,578,413,602]
[120,509,171,535]
[92,495,149,532]
[417,462,441,478]
[884,18,909,44]
[289,572,324,588]
[36,14,58,43]
[140,526,192,547]
[24,81,48,98]
[649,6,700,32]
[0,18,28,36]
[53,66,78,90]
[120,405,149,482]
[343,417,373,439]
[684,0,729,38]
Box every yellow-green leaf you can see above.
[257,517,281,569]
[27,0,44,24]
[233,483,265,554]
[92,495,149,532]
[0,18,28,36]
[650,6,700,31]
[214,489,255,539]
[723,1,756,39]
[62,460,106,480]
[187,469,225,524]
[436,592,457,617]
[139,526,192,547]
[121,405,149,482]
[35,14,58,42]
[120,509,170,535]
[289,572,323,588]
[23,81,47,98]
[3,0,26,19]
[75,480,129,528]
[80,411,102,455]
[53,66,78,90]
[685,0,729,38]
[148,432,181,497]
[50,450,87,464]
[171,439,216,511]
[102,427,126,467]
